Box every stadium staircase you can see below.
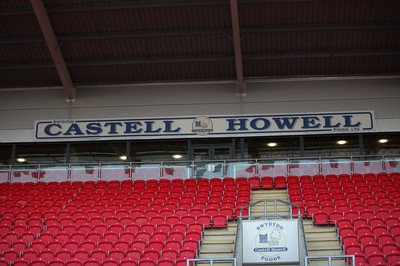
[250,188,345,265]
[303,219,342,257]
[197,221,237,265]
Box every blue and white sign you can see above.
[34,111,374,141]
[242,220,299,264]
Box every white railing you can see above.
[305,255,355,266]
[0,155,398,183]
[187,258,236,266]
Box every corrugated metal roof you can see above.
[0,0,399,92]
[69,60,235,85]
[242,29,400,53]
[245,55,400,77]
[49,4,231,34]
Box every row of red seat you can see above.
[0,178,251,265]
[0,177,251,189]
[0,256,184,266]
[286,173,400,265]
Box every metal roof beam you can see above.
[230,0,245,95]
[30,0,75,100]
[2,21,400,44]
[1,48,400,70]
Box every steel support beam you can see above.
[30,0,75,100]
[230,0,245,95]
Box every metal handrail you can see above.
[238,199,301,220]
[233,219,241,260]
[3,154,398,169]
[305,255,355,266]
[299,218,309,257]
[1,154,398,182]
[187,258,236,266]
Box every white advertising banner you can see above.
[242,220,300,264]
[34,111,374,141]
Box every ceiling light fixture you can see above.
[378,139,388,144]
[119,155,127,161]
[16,157,26,163]
[267,142,278,147]
[336,140,347,145]
[172,154,183,159]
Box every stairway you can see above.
[303,219,348,266]
[197,220,237,265]
[197,188,346,266]
[250,189,290,217]
[303,219,343,257]
[250,189,347,266]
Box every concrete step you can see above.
[195,262,235,266]
[304,220,343,258]
[307,258,350,266]
[307,248,344,256]
[199,221,237,261]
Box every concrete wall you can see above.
[1,77,399,143]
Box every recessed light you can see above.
[267,142,278,147]
[336,140,347,145]
[378,139,388,144]
[16,158,26,163]
[119,155,127,161]
[172,154,183,159]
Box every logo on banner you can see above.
[254,222,288,262]
[192,116,213,136]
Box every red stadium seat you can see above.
[274,176,287,188]
[197,215,212,229]
[179,246,197,259]
[249,176,261,189]
[385,251,400,266]
[90,248,107,261]
[12,258,30,266]
[165,239,182,250]
[261,176,274,189]
[113,240,130,250]
[138,257,157,266]
[157,257,175,266]
[120,257,138,266]
[313,212,329,225]
[83,258,101,266]
[108,248,125,261]
[47,258,65,266]
[143,247,160,260]
[30,258,47,266]
[102,258,119,266]
[21,248,39,261]
[79,240,96,251]
[12,239,28,253]
[97,239,113,250]
[212,214,227,228]
[366,251,385,265]
[3,248,20,261]
[125,247,143,260]
[147,238,164,250]
[162,247,179,259]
